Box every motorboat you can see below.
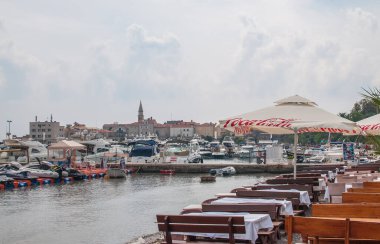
[237,145,255,158]
[17,140,48,164]
[198,147,212,158]
[21,162,61,179]
[0,164,38,182]
[163,140,203,163]
[222,136,236,156]
[82,139,112,154]
[305,155,327,163]
[107,168,126,178]
[209,166,236,176]
[209,141,227,159]
[128,140,160,163]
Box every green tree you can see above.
[361,88,380,154]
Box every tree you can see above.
[361,88,380,154]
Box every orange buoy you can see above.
[0,184,5,190]
[13,181,19,188]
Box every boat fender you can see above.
[0,184,4,190]
[13,181,19,188]
[98,173,105,177]
[91,174,97,178]
[43,179,51,184]
[18,182,28,187]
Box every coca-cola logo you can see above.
[360,124,380,131]
[223,118,294,128]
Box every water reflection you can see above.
[0,173,271,244]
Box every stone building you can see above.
[29,115,64,144]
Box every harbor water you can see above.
[0,172,272,244]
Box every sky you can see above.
[0,0,380,139]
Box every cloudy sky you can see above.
[1,0,380,138]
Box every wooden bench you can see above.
[286,216,349,243]
[342,192,380,203]
[348,187,380,193]
[254,184,316,202]
[235,190,303,215]
[286,216,380,243]
[157,215,246,244]
[364,182,380,188]
[201,203,280,241]
[266,178,318,186]
[312,203,380,218]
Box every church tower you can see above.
[138,101,144,122]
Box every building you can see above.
[195,123,216,138]
[29,115,64,144]
[102,102,217,140]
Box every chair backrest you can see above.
[342,192,380,203]
[351,182,363,188]
[350,220,380,240]
[256,184,313,196]
[285,216,349,244]
[312,203,380,218]
[201,203,279,220]
[156,215,246,244]
[336,175,357,183]
[364,182,380,188]
[236,189,300,199]
[357,176,376,183]
[327,183,346,196]
[266,178,317,185]
[348,187,380,193]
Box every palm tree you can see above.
[361,88,380,154]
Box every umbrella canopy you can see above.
[220,95,360,179]
[221,95,359,135]
[357,114,380,135]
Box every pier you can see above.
[127,163,346,174]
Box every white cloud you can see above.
[0,1,380,138]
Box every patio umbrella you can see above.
[357,114,380,135]
[220,95,360,178]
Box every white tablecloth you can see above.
[257,189,311,206]
[324,184,352,201]
[211,197,294,215]
[184,212,273,242]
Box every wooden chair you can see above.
[156,215,254,244]
[342,192,380,203]
[312,203,380,218]
[327,183,346,203]
[285,216,349,244]
[348,187,380,193]
[364,182,380,188]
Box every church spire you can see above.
[138,101,144,122]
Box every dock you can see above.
[126,163,346,174]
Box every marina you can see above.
[0,173,271,244]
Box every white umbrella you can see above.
[220,95,360,178]
[357,114,380,135]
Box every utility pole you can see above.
[6,120,12,139]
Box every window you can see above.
[32,135,36,138]
[32,129,36,132]
[31,148,40,153]
[48,129,51,132]
[42,129,45,132]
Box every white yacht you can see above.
[17,140,48,164]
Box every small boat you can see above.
[107,168,127,178]
[200,176,216,182]
[209,166,236,176]
[160,169,175,175]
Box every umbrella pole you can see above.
[293,130,298,179]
